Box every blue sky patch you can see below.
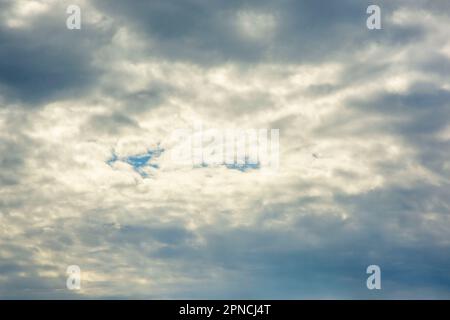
[225,162,260,172]
[107,147,164,177]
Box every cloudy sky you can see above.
[1,0,450,299]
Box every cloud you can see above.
[0,0,449,299]
[0,0,114,105]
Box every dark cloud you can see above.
[91,0,427,65]
[0,2,113,106]
[346,83,450,177]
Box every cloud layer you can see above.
[0,0,449,298]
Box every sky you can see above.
[0,0,450,299]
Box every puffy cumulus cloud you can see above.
[0,0,450,299]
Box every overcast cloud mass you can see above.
[0,0,450,299]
